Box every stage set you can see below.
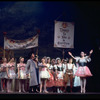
[0,1,100,99]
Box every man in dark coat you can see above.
[26,53,40,93]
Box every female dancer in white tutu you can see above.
[0,58,8,92]
[68,50,93,93]
[17,57,27,93]
[39,58,50,93]
[6,58,16,93]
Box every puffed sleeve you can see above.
[54,65,57,70]
[85,56,91,62]
[49,65,53,70]
[75,57,80,62]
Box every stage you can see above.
[0,92,100,99]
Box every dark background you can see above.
[0,1,100,92]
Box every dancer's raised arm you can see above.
[68,52,76,60]
[88,49,93,58]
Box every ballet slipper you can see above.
[36,89,39,93]
[7,90,13,93]
[1,89,4,92]
[9,90,13,93]
[22,90,26,93]
[83,89,86,93]
[44,90,48,93]
[81,89,83,93]
[19,90,21,93]
[7,90,10,93]
[40,91,42,93]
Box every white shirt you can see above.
[67,63,75,70]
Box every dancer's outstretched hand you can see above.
[68,52,72,56]
[90,49,93,54]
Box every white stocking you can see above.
[80,78,84,92]
[22,80,25,92]
[40,80,43,92]
[19,80,21,92]
[83,78,86,92]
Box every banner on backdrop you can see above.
[54,21,74,48]
[4,34,38,50]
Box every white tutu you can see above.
[16,70,27,79]
[40,70,50,79]
[8,70,16,79]
[0,72,8,79]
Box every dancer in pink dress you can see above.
[68,50,93,93]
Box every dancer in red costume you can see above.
[46,58,55,92]
[55,58,64,93]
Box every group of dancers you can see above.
[0,49,93,93]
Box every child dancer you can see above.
[0,58,8,92]
[7,58,16,93]
[68,50,93,93]
[17,57,26,93]
[39,58,50,93]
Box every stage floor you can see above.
[0,92,100,99]
[0,92,100,94]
